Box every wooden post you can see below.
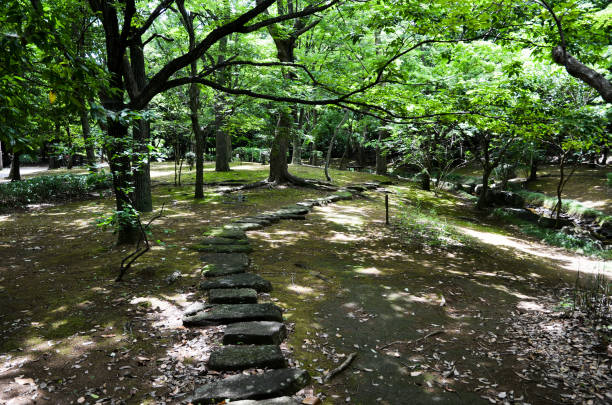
[385,194,389,225]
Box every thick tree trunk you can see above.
[215,120,231,172]
[9,153,21,181]
[269,111,292,182]
[129,40,153,212]
[375,129,387,175]
[132,119,152,212]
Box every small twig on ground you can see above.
[378,330,445,350]
[323,352,357,383]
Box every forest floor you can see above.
[0,162,610,405]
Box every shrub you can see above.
[0,172,113,211]
[517,190,610,225]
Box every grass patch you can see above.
[0,172,112,211]
[517,190,611,225]
[395,199,468,247]
[493,208,611,259]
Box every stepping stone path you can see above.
[180,184,379,403]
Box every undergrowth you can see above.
[493,208,611,259]
[607,173,612,187]
[0,172,112,211]
[517,190,611,225]
[395,199,468,247]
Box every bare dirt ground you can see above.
[0,164,609,404]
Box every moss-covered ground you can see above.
[0,162,609,404]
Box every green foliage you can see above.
[395,200,467,247]
[607,173,612,187]
[517,190,611,224]
[0,172,112,211]
[492,208,611,259]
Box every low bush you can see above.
[0,172,113,211]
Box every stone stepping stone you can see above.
[223,321,287,345]
[274,213,307,220]
[224,222,264,231]
[189,368,309,403]
[235,218,272,226]
[201,237,250,245]
[193,243,253,254]
[346,185,366,192]
[296,201,317,208]
[200,273,272,292]
[208,345,286,371]
[201,253,249,277]
[208,228,247,239]
[279,205,310,215]
[252,214,281,223]
[209,288,258,304]
[183,303,283,326]
[227,397,299,405]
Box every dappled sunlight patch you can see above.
[287,284,315,295]
[459,226,606,275]
[354,266,382,276]
[325,231,368,243]
[130,294,192,329]
[516,300,549,313]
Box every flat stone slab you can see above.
[208,228,247,239]
[279,205,310,215]
[203,264,246,277]
[200,273,272,292]
[202,252,249,267]
[209,288,258,304]
[224,222,264,231]
[223,321,287,345]
[202,237,250,245]
[189,368,310,404]
[183,303,283,326]
[208,345,286,371]
[235,218,272,226]
[228,397,299,405]
[193,244,253,254]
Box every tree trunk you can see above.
[215,120,231,172]
[325,110,348,182]
[79,98,96,169]
[420,171,431,191]
[600,147,609,165]
[528,158,538,182]
[66,125,74,169]
[129,40,153,212]
[132,119,152,212]
[476,167,492,210]
[375,129,387,175]
[0,141,4,169]
[291,135,302,165]
[9,153,21,181]
[269,111,292,182]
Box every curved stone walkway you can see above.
[181,183,379,404]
